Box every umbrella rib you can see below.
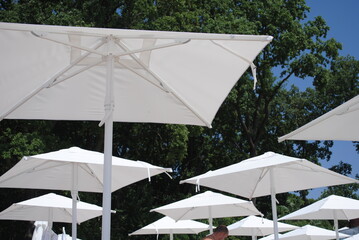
[79,164,104,189]
[31,31,106,56]
[249,168,269,199]
[0,160,68,185]
[176,207,196,221]
[0,39,106,120]
[50,59,105,87]
[112,38,190,57]
[210,40,258,89]
[115,40,212,127]
[114,60,165,92]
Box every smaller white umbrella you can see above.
[228,215,298,240]
[151,191,262,234]
[0,193,105,228]
[279,195,359,240]
[129,216,209,240]
[279,225,349,240]
[180,152,359,240]
[0,146,172,240]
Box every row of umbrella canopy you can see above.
[0,147,173,240]
[130,194,359,240]
[128,152,358,240]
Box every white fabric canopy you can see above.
[228,215,298,240]
[129,216,209,240]
[0,146,172,192]
[279,225,349,240]
[0,22,272,240]
[0,146,170,240]
[180,152,358,199]
[151,191,262,233]
[0,22,272,126]
[278,95,359,142]
[180,152,358,240]
[0,193,103,224]
[279,195,359,240]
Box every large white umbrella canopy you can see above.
[279,195,359,240]
[0,146,171,239]
[279,225,349,240]
[228,216,298,240]
[278,95,359,142]
[129,216,209,240]
[0,21,272,240]
[180,152,359,240]
[151,190,262,234]
[0,193,103,226]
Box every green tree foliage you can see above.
[0,0,358,239]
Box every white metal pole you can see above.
[270,168,279,240]
[251,228,256,240]
[209,206,213,234]
[72,163,78,240]
[48,208,53,230]
[334,211,339,240]
[101,35,115,240]
[170,230,173,240]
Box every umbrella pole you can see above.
[209,206,213,234]
[170,230,174,240]
[102,36,115,240]
[270,168,279,240]
[72,163,78,240]
[334,211,339,240]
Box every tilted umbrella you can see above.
[0,147,172,239]
[151,190,262,234]
[278,94,359,142]
[129,216,209,240]
[0,21,272,240]
[0,193,105,227]
[180,151,359,240]
[228,215,298,240]
[279,195,359,240]
[279,225,349,240]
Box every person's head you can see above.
[213,225,229,240]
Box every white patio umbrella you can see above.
[180,151,359,240]
[227,215,298,240]
[279,225,349,240]
[278,95,359,142]
[0,21,272,240]
[279,195,359,240]
[129,216,209,240]
[0,146,171,240]
[151,190,262,234]
[0,193,104,227]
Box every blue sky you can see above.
[293,0,358,198]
